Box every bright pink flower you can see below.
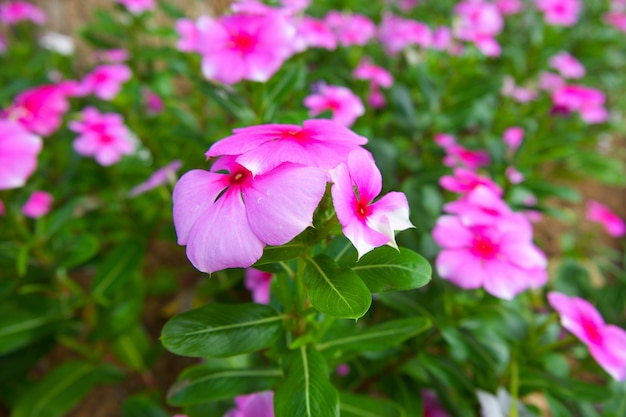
[6,84,69,136]
[80,64,132,101]
[422,390,449,417]
[304,85,365,127]
[433,186,547,299]
[604,12,626,32]
[548,292,626,381]
[173,157,327,274]
[129,160,182,197]
[143,89,164,114]
[586,200,626,237]
[535,0,581,26]
[505,166,524,184]
[379,13,432,55]
[22,190,53,218]
[503,127,524,152]
[324,11,376,47]
[336,363,350,376]
[552,84,608,124]
[353,57,394,88]
[224,391,274,417]
[440,168,502,196]
[175,18,201,52]
[434,133,457,149]
[245,268,273,304]
[0,1,45,25]
[206,119,367,176]
[330,149,413,258]
[454,0,503,57]
[442,144,491,171]
[197,12,294,84]
[95,48,129,63]
[367,85,386,109]
[496,0,524,14]
[549,52,585,79]
[538,71,565,92]
[432,27,452,50]
[0,120,42,190]
[293,16,337,52]
[116,0,155,14]
[69,107,135,166]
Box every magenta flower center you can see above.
[470,235,498,259]
[229,167,251,186]
[281,129,311,142]
[230,32,257,53]
[99,134,114,144]
[353,198,371,221]
[582,317,602,344]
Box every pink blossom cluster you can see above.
[353,57,394,108]
[323,11,376,47]
[378,13,433,55]
[224,391,274,417]
[549,52,585,79]
[22,190,53,218]
[79,64,132,101]
[433,185,548,299]
[454,0,504,57]
[501,76,538,103]
[535,0,581,26]
[551,84,608,124]
[0,1,45,25]
[173,119,413,274]
[548,292,626,380]
[586,200,626,237]
[435,133,490,171]
[604,0,626,33]
[0,119,42,190]
[4,84,70,136]
[303,84,365,127]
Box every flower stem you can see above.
[509,354,519,417]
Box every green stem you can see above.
[509,355,519,417]
[534,335,578,355]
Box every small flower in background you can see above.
[116,0,155,15]
[434,133,457,149]
[304,84,365,127]
[330,148,413,258]
[442,144,491,171]
[0,200,5,216]
[69,107,136,166]
[95,48,129,63]
[280,0,310,13]
[552,84,608,124]
[549,51,585,79]
[224,391,274,417]
[143,89,164,114]
[0,1,45,25]
[496,0,524,15]
[6,84,70,136]
[586,200,626,237]
[244,268,273,304]
[422,390,449,417]
[378,13,432,55]
[293,16,337,52]
[175,18,201,53]
[0,34,6,53]
[353,57,394,108]
[440,168,503,196]
[502,126,524,153]
[22,190,53,218]
[548,292,626,381]
[335,363,350,376]
[538,71,565,92]
[505,166,524,184]
[501,76,538,103]
[128,160,181,197]
[431,26,452,51]
[535,0,581,26]
[0,120,42,190]
[604,12,626,33]
[39,32,75,56]
[454,0,504,57]
[173,157,327,274]
[324,11,376,47]
[80,64,132,101]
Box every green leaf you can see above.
[0,300,62,355]
[352,247,431,293]
[254,242,309,266]
[92,239,144,305]
[111,324,152,372]
[318,318,431,352]
[57,234,99,269]
[168,365,282,406]
[12,361,122,417]
[122,395,169,417]
[274,346,339,417]
[339,392,405,417]
[161,303,284,357]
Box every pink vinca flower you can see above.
[336,363,350,376]
[535,0,581,26]
[80,64,132,101]
[505,166,524,184]
[502,76,539,103]
[586,200,626,237]
[552,85,608,124]
[7,84,69,136]
[143,89,164,114]
[304,85,365,127]
[173,156,327,274]
[548,292,626,380]
[539,72,566,92]
[293,16,337,52]
[422,390,449,417]
[324,11,376,47]
[353,57,394,88]
[432,27,452,51]
[439,168,503,196]
[175,18,201,52]
[69,107,135,166]
[443,144,491,171]
[496,0,524,14]
[95,48,129,63]
[379,13,432,55]
[197,12,294,84]
[0,120,42,190]
[330,149,413,258]
[454,0,504,57]
[22,190,53,218]
[224,391,274,417]
[433,186,547,299]
[604,12,626,33]
[245,268,273,304]
[549,52,585,79]
[0,1,45,25]
[206,119,367,176]
[503,127,524,153]
[129,160,182,197]
[116,0,155,14]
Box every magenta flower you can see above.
[0,120,42,190]
[22,190,53,218]
[549,52,585,79]
[433,186,547,299]
[6,84,69,136]
[116,0,155,14]
[293,16,336,52]
[304,85,365,127]
[129,160,182,197]
[432,27,452,51]
[503,127,524,153]
[0,1,45,25]
[224,391,274,417]
[604,12,626,33]
[197,12,294,84]
[335,364,350,376]
[244,268,273,304]
[442,144,491,171]
[324,11,376,47]
[434,133,457,149]
[422,390,449,417]
[548,292,626,381]
[552,84,608,124]
[0,200,4,216]
[175,18,201,52]
[173,157,327,274]
[505,166,524,184]
[538,72,566,92]
[80,64,132,101]
[330,149,413,258]
[143,89,164,115]
[280,0,310,13]
[586,200,626,237]
[69,107,135,166]
[535,0,581,26]
[379,13,432,55]
[496,0,524,14]
[454,0,504,57]
[353,58,394,89]
[439,168,502,196]
[206,119,366,176]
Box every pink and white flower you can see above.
[0,120,42,190]
[0,1,45,25]
[454,0,504,57]
[324,11,376,47]
[503,127,524,153]
[293,16,337,52]
[129,160,182,197]
[549,52,585,79]
[304,84,365,127]
[432,27,453,51]
[586,200,626,237]
[535,0,581,26]
[552,84,608,124]
[440,168,502,196]
[548,292,626,381]
[353,58,394,108]
[505,166,524,184]
[604,12,626,33]
[175,18,201,52]
[443,144,491,171]
[173,157,327,274]
[80,64,132,101]
[116,0,155,14]
[496,0,524,14]
[22,190,53,218]
[502,76,539,103]
[244,268,274,304]
[330,148,413,258]
[6,84,69,136]
[69,107,135,166]
[379,13,432,55]
[224,391,274,417]
[538,72,566,92]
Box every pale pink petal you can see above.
[432,215,474,249]
[22,190,53,218]
[368,191,414,235]
[436,249,484,289]
[202,51,245,85]
[482,260,530,300]
[344,149,381,203]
